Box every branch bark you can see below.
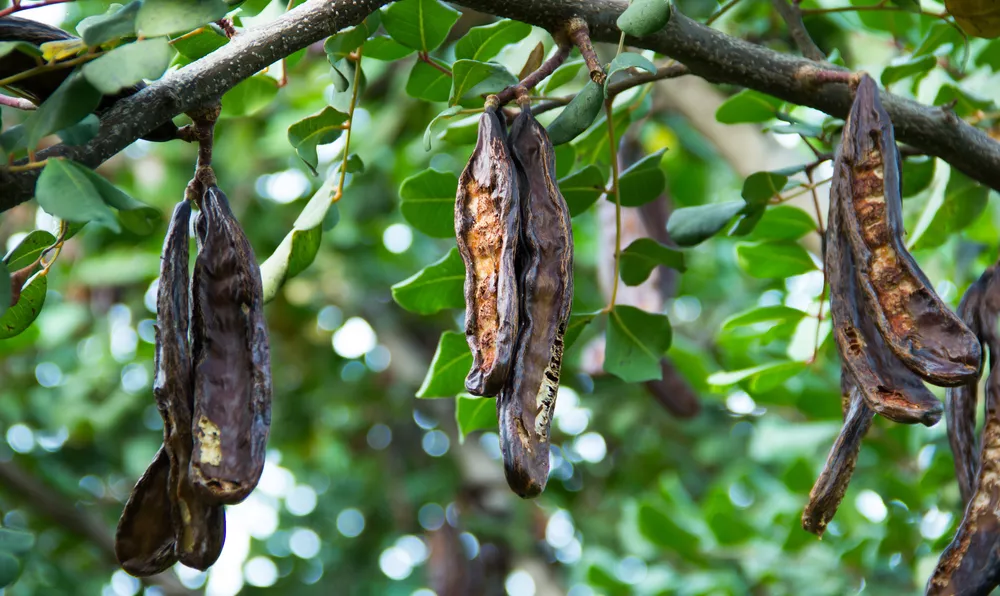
[2,0,1000,211]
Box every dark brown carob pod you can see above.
[802,384,874,536]
[190,185,272,505]
[497,99,573,498]
[827,166,942,426]
[455,96,520,397]
[114,448,176,576]
[838,74,980,387]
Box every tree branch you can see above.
[771,0,825,61]
[2,0,1000,211]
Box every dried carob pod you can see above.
[115,447,176,576]
[497,98,574,498]
[827,164,942,426]
[455,98,520,397]
[190,184,272,505]
[802,381,874,536]
[838,74,980,387]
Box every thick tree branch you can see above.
[2,0,1000,211]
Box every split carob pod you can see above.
[826,158,942,426]
[455,97,520,397]
[801,380,874,537]
[190,184,272,505]
[115,447,176,576]
[838,74,980,387]
[154,199,226,569]
[497,98,573,498]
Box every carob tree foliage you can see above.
[2,0,1000,593]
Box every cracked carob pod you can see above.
[827,161,942,426]
[115,448,176,576]
[838,74,980,387]
[191,185,272,505]
[455,97,520,397]
[497,99,573,498]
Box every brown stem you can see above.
[418,51,452,77]
[567,18,605,85]
[532,62,688,116]
[0,94,36,110]
[0,0,75,18]
[772,0,825,61]
[494,41,572,106]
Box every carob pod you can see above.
[154,199,226,569]
[455,99,520,397]
[497,99,574,498]
[114,447,176,576]
[801,382,874,537]
[827,162,942,426]
[190,185,272,504]
[838,74,980,387]
[946,269,993,507]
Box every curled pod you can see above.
[455,102,520,397]
[153,200,226,569]
[946,269,992,507]
[838,74,980,387]
[190,185,272,505]
[927,362,1000,596]
[802,383,874,536]
[497,101,574,498]
[827,167,943,426]
[114,448,176,577]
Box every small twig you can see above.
[0,53,100,89]
[331,47,364,204]
[772,0,825,61]
[567,18,605,85]
[0,0,75,18]
[494,41,571,106]
[706,0,744,25]
[607,62,688,97]
[0,95,36,110]
[604,99,622,313]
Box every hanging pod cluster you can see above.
[455,96,574,498]
[802,74,982,537]
[115,182,272,577]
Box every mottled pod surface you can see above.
[191,185,272,505]
[114,448,177,577]
[802,385,874,536]
[455,105,520,397]
[827,168,943,426]
[839,74,980,387]
[497,104,573,499]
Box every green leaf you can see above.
[424,105,464,151]
[604,52,657,96]
[171,28,228,61]
[889,0,920,12]
[541,59,584,94]
[742,171,788,206]
[637,501,700,555]
[57,114,100,146]
[417,331,472,398]
[715,89,783,124]
[79,1,142,46]
[35,159,119,232]
[82,39,172,94]
[363,36,415,61]
[666,200,746,247]
[912,170,989,250]
[260,179,339,302]
[554,143,575,178]
[619,238,685,286]
[0,271,47,339]
[880,54,937,86]
[901,156,936,197]
[747,205,816,241]
[0,41,41,60]
[721,305,807,332]
[75,164,160,235]
[16,74,101,151]
[547,81,604,145]
[617,0,671,37]
[381,0,460,52]
[330,64,349,92]
[614,148,666,207]
[450,60,518,106]
[406,58,452,102]
[564,310,601,350]
[70,250,160,286]
[735,241,816,278]
[0,529,34,554]
[4,231,56,271]
[221,75,279,119]
[324,26,369,61]
[559,166,606,217]
[605,305,672,383]
[454,19,532,62]
[0,552,20,588]
[707,360,808,393]
[391,247,465,314]
[0,262,9,320]
[399,168,457,238]
[136,0,230,37]
[287,106,350,175]
[934,83,994,118]
[456,394,497,442]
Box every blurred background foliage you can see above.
[1,0,1000,595]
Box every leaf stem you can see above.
[0,0,75,18]
[706,0,744,25]
[418,51,452,77]
[332,48,364,204]
[604,98,622,314]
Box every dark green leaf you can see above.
[171,28,227,60]
[381,0,460,52]
[666,200,746,247]
[541,59,584,94]
[287,106,350,174]
[721,305,807,331]
[324,25,369,61]
[554,143,575,178]
[934,83,994,118]
[604,52,657,96]
[79,1,142,46]
[735,241,816,278]
[742,171,788,206]
[75,163,160,235]
[456,394,497,441]
[0,262,9,320]
[605,305,672,383]
[221,75,279,119]
[880,54,936,86]
[35,159,119,231]
[617,0,671,37]
[613,149,666,207]
[17,74,101,151]
[57,114,100,146]
[406,58,452,103]
[619,238,686,286]
[0,271,46,339]
[547,81,604,145]
[4,230,56,271]
[715,89,783,124]
[889,0,920,12]
[564,310,601,350]
[424,105,463,151]
[0,529,34,554]
[399,168,458,238]
[454,19,531,62]
[559,166,606,217]
[0,552,20,588]
[363,36,415,61]
[637,501,700,555]
[912,169,989,250]
[417,331,472,398]
[83,39,172,94]
[0,41,41,60]
[136,0,230,37]
[450,60,518,105]
[391,247,465,314]
[901,156,936,198]
[747,205,816,241]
